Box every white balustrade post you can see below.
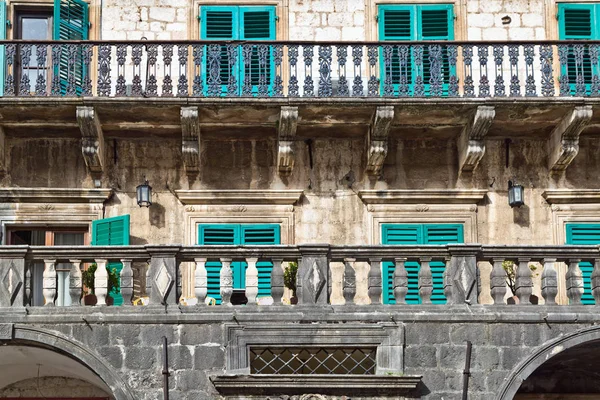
[194,258,207,305]
[68,259,82,306]
[245,257,259,305]
[120,259,134,306]
[94,259,109,306]
[220,258,233,306]
[42,259,57,306]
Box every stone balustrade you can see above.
[0,244,599,308]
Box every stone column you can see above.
[43,259,57,306]
[297,244,330,305]
[146,246,181,306]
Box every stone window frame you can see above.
[544,0,600,41]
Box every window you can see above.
[565,223,600,304]
[378,4,454,96]
[381,223,464,304]
[557,3,600,94]
[198,224,280,304]
[200,5,276,96]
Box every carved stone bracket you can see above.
[548,106,593,171]
[458,106,495,172]
[181,106,201,178]
[76,106,104,179]
[366,106,394,176]
[278,106,298,176]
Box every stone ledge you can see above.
[0,188,113,203]
[210,374,422,396]
[542,189,600,204]
[176,190,303,205]
[358,189,487,204]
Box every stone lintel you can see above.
[76,106,104,178]
[548,105,593,171]
[366,106,394,176]
[542,189,600,204]
[358,189,487,204]
[175,189,303,205]
[458,105,495,172]
[277,106,298,176]
[0,188,112,204]
[180,106,201,177]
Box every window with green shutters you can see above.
[565,223,600,304]
[91,215,130,306]
[198,223,280,304]
[381,223,464,304]
[200,5,276,96]
[557,3,600,94]
[378,4,454,96]
[0,1,6,96]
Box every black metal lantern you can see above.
[508,180,524,208]
[136,179,152,207]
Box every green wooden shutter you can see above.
[240,6,276,95]
[565,223,600,304]
[423,224,464,304]
[0,1,6,97]
[53,0,89,95]
[381,224,421,304]
[198,224,240,304]
[558,3,597,94]
[241,224,280,298]
[91,215,130,306]
[418,5,454,96]
[379,5,415,95]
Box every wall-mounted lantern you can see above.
[136,179,152,207]
[508,180,524,208]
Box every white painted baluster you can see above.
[42,259,57,306]
[94,259,109,306]
[245,257,259,305]
[220,258,233,306]
[194,257,207,305]
[68,259,82,306]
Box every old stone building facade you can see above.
[0,0,600,399]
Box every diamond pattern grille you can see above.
[250,347,376,375]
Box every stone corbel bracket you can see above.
[548,105,593,172]
[181,106,201,178]
[366,106,394,176]
[458,106,495,172]
[277,106,298,176]
[76,106,104,179]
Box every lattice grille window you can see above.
[250,347,377,375]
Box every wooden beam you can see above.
[181,106,201,178]
[76,106,104,179]
[458,106,495,172]
[366,106,394,176]
[548,106,593,171]
[277,106,298,176]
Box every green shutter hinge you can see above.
[275,15,279,22]
[556,13,559,20]
[6,20,11,29]
[198,15,201,21]
[375,15,379,22]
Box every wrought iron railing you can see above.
[2,40,600,98]
[0,244,599,308]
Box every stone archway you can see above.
[0,324,134,400]
[496,325,600,400]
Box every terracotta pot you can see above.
[290,295,298,305]
[83,294,97,306]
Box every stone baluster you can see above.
[393,257,408,305]
[270,258,284,305]
[515,257,533,305]
[297,245,330,305]
[490,258,507,304]
[68,259,82,306]
[592,258,600,304]
[25,265,31,306]
[541,258,558,305]
[220,258,233,306]
[368,257,382,304]
[94,259,109,306]
[245,257,259,305]
[43,259,57,306]
[566,258,583,304]
[145,263,152,301]
[120,259,134,306]
[343,258,356,305]
[419,257,433,304]
[195,258,208,305]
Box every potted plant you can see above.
[81,263,121,306]
[284,261,298,304]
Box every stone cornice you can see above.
[210,375,422,396]
[175,190,303,205]
[542,189,600,204]
[0,188,113,203]
[358,189,487,204]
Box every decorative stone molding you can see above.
[358,189,487,205]
[366,106,394,176]
[175,190,303,205]
[548,106,593,171]
[180,106,201,178]
[543,189,600,204]
[0,126,6,174]
[277,106,299,176]
[76,106,105,178]
[458,106,495,172]
[0,188,112,204]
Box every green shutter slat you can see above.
[0,1,6,97]
[240,6,276,95]
[241,224,280,297]
[199,224,240,304]
[566,223,600,305]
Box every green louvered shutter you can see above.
[418,5,454,95]
[240,6,276,96]
[241,224,280,298]
[199,224,240,304]
[381,224,421,304]
[558,3,597,94]
[53,0,89,95]
[379,5,415,95]
[423,224,464,304]
[91,215,130,306]
[0,1,6,97]
[565,223,600,304]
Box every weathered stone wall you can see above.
[0,377,111,398]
